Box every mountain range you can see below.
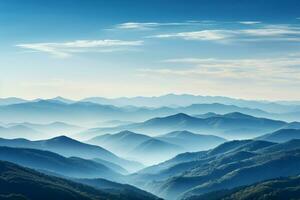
[1,94,300,199]
[1,98,300,125]
[81,112,290,139]
[88,130,226,165]
[81,94,300,113]
[2,94,300,113]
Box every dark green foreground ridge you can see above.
[0,160,161,200]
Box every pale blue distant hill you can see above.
[0,97,27,105]
[82,94,300,113]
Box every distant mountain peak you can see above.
[117,130,137,136]
[222,112,254,119]
[48,135,76,143]
[165,113,194,120]
[163,130,195,137]
[50,96,74,104]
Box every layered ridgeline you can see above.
[0,160,161,200]
[88,130,226,165]
[0,146,123,180]
[0,136,143,172]
[4,94,297,114]
[2,94,300,113]
[0,99,299,125]
[81,94,300,114]
[126,139,300,200]
[80,112,294,139]
[0,122,83,139]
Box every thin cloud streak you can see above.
[150,25,300,43]
[113,21,212,30]
[239,21,261,25]
[150,30,233,41]
[16,39,144,58]
[141,56,300,85]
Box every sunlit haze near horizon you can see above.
[1,0,300,101]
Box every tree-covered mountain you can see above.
[75,178,162,200]
[185,176,300,200]
[0,160,161,200]
[126,139,300,200]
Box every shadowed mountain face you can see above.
[126,139,300,200]
[0,160,161,200]
[81,112,287,139]
[0,136,143,172]
[88,130,226,165]
[256,129,300,143]
[185,176,300,200]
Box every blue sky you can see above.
[1,0,300,100]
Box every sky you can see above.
[0,0,300,100]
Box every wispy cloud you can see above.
[149,30,234,41]
[113,21,211,30]
[140,56,300,85]
[150,24,300,43]
[16,39,144,58]
[115,22,161,30]
[239,21,261,25]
